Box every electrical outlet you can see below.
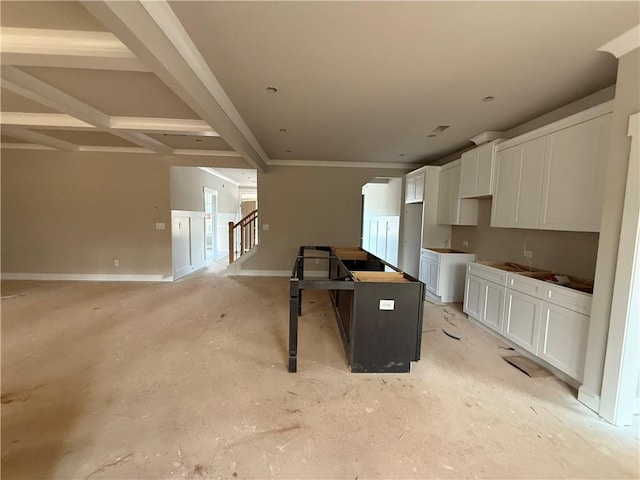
[262,224,269,231]
[462,240,469,249]
[155,222,166,230]
[523,250,533,259]
[113,259,120,267]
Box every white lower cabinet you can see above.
[481,282,505,334]
[463,274,505,334]
[421,254,439,295]
[463,274,483,319]
[464,262,592,383]
[504,289,541,354]
[538,302,589,382]
[420,248,475,303]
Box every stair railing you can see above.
[228,209,258,263]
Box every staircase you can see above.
[228,209,258,263]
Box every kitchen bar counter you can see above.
[288,246,424,373]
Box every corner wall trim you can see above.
[1,273,174,282]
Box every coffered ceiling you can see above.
[1,1,638,172]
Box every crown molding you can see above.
[598,24,640,58]
[267,159,418,169]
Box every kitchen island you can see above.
[288,246,424,373]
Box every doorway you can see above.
[204,187,218,264]
[361,177,402,267]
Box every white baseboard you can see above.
[1,273,174,282]
[578,386,601,413]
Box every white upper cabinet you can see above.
[405,170,425,203]
[540,114,611,232]
[437,161,478,225]
[490,105,612,232]
[460,141,499,198]
[491,137,546,228]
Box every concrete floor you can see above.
[2,264,639,479]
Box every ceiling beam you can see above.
[2,126,79,151]
[0,27,149,72]
[109,116,218,136]
[0,112,95,130]
[1,66,173,154]
[82,0,269,173]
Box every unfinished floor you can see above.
[2,264,639,479]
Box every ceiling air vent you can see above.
[427,125,450,138]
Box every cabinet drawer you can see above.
[507,273,546,299]
[467,262,508,286]
[543,283,592,316]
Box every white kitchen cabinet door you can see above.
[405,175,416,203]
[460,142,496,198]
[437,167,453,224]
[438,162,478,225]
[491,137,546,228]
[414,171,425,203]
[540,114,611,232]
[481,281,506,334]
[425,257,440,295]
[504,289,541,354]
[538,302,589,381]
[464,274,483,319]
[491,145,521,227]
[515,137,547,228]
[405,171,425,203]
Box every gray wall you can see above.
[1,150,172,275]
[170,167,239,214]
[241,165,408,272]
[452,200,599,279]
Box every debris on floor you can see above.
[443,309,457,327]
[442,329,461,341]
[503,355,552,378]
[499,346,515,351]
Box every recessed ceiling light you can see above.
[482,96,495,102]
[279,128,287,133]
[266,86,278,93]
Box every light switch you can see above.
[262,224,270,231]
[379,299,395,311]
[155,222,166,230]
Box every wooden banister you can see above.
[228,209,258,263]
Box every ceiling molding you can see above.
[0,142,242,158]
[0,27,149,71]
[82,0,269,173]
[173,149,241,157]
[0,142,55,150]
[78,145,153,154]
[1,112,94,130]
[110,116,218,136]
[598,24,640,58]
[2,126,79,151]
[1,66,173,154]
[267,159,418,170]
